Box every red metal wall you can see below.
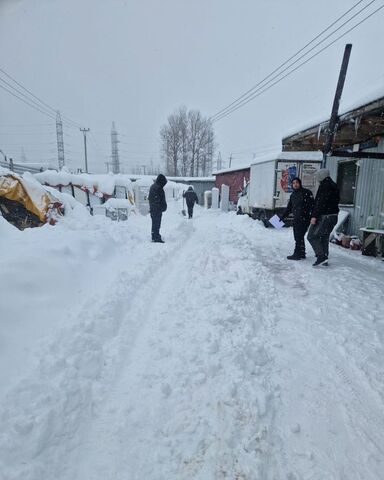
[215,168,250,203]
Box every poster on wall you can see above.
[275,162,298,208]
[280,165,297,193]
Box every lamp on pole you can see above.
[80,128,90,173]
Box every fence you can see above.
[0,160,46,175]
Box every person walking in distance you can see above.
[307,168,340,266]
[281,177,314,260]
[148,174,167,243]
[183,186,199,219]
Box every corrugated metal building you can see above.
[283,94,384,238]
[327,142,384,235]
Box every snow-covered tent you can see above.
[0,169,64,229]
[34,169,135,210]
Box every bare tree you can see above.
[160,106,215,177]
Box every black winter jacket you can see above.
[183,190,198,207]
[281,187,314,226]
[148,175,167,214]
[312,177,340,218]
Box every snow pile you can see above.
[0,205,383,479]
[103,198,135,210]
[0,166,11,176]
[0,215,20,240]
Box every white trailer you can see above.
[237,152,323,224]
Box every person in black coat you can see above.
[183,186,198,219]
[281,177,314,260]
[148,174,167,243]
[307,168,340,266]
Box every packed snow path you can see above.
[1,208,384,480]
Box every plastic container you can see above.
[366,214,375,230]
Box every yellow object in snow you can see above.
[0,173,62,225]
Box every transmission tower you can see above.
[111,121,120,174]
[56,111,65,169]
[20,147,27,163]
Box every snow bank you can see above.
[0,215,20,240]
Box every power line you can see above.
[0,82,58,121]
[0,66,82,128]
[0,123,55,128]
[0,132,56,136]
[210,0,369,121]
[211,0,382,122]
[0,75,61,122]
[214,4,384,123]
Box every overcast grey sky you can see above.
[1,0,383,173]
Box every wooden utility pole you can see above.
[323,44,352,167]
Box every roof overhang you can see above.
[283,96,384,151]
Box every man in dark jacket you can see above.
[307,168,340,266]
[281,177,314,260]
[183,186,198,219]
[148,174,167,243]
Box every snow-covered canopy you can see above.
[34,169,134,196]
[284,88,384,140]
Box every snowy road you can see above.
[1,207,384,479]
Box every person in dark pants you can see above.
[307,168,340,267]
[183,186,199,219]
[148,174,167,243]
[281,177,314,260]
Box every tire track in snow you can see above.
[71,215,286,480]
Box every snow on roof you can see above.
[250,150,323,166]
[213,150,323,173]
[212,164,251,175]
[129,174,214,183]
[34,170,212,193]
[284,86,384,138]
[340,84,384,116]
[133,176,189,191]
[34,170,133,195]
[167,176,215,182]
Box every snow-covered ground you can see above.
[1,202,383,480]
